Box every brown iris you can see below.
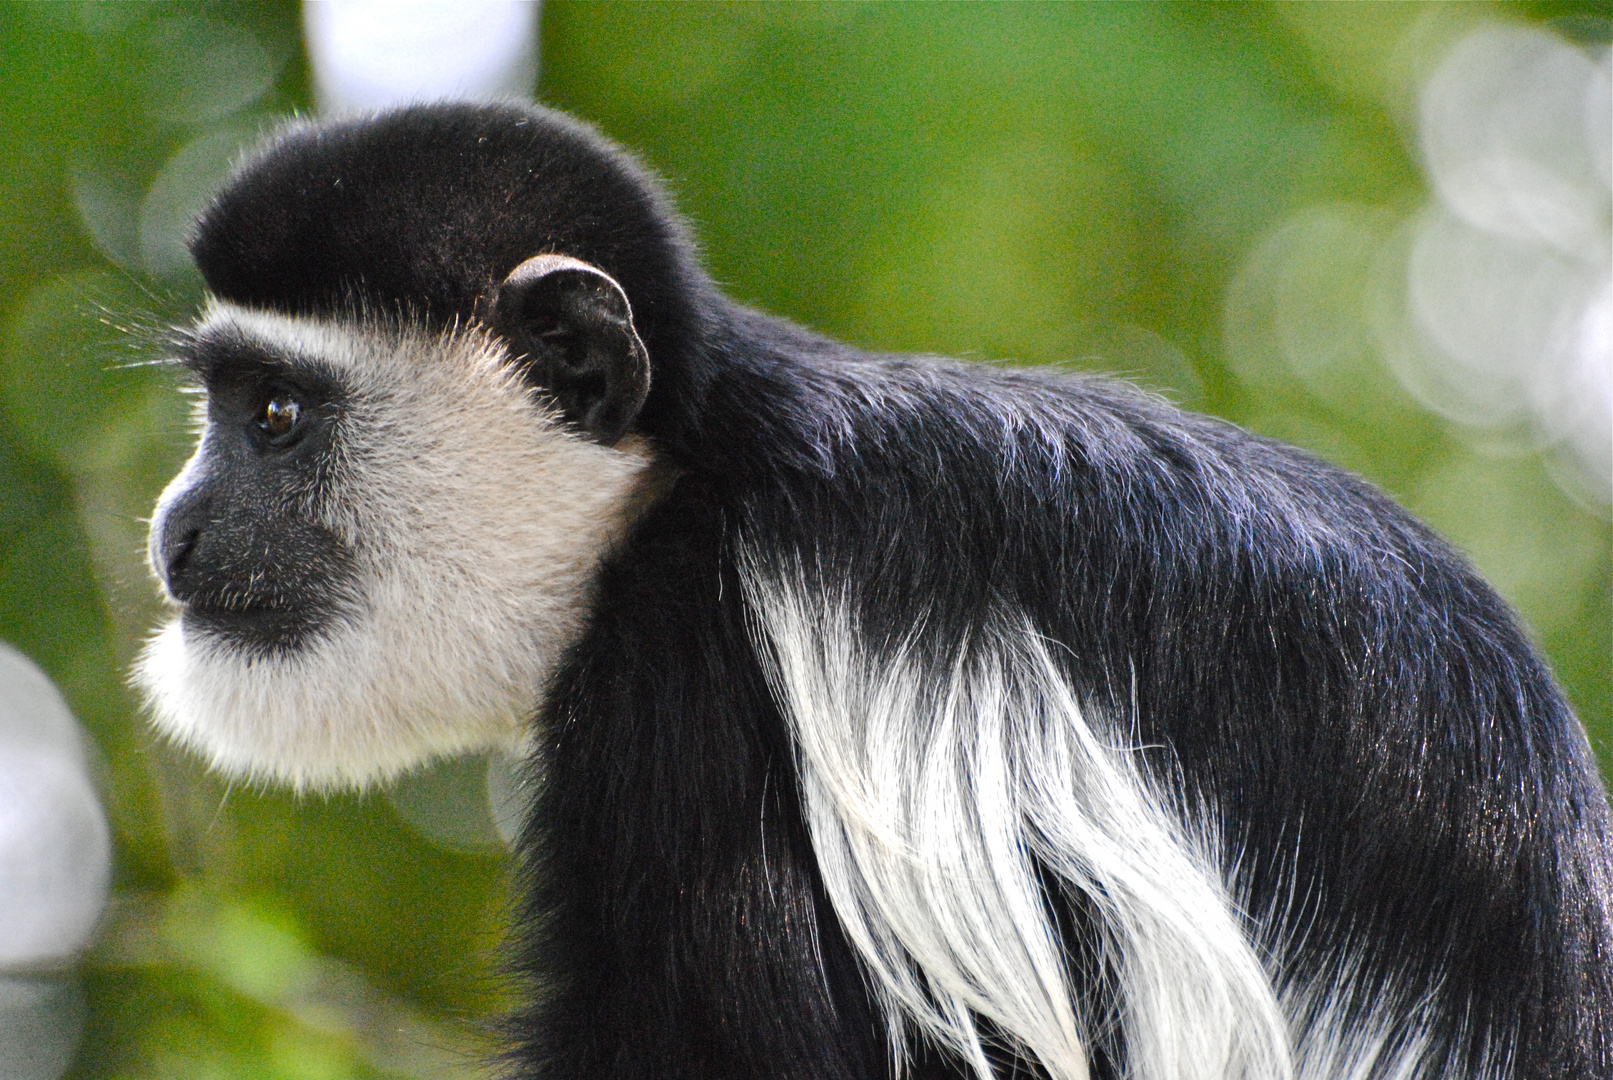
[264,396,301,437]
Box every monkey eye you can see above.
[261,395,302,438]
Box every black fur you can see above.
[190,104,1613,1079]
[191,106,713,454]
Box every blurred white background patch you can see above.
[386,748,532,854]
[1229,19,1612,515]
[1402,24,1611,510]
[304,0,539,114]
[0,643,110,1080]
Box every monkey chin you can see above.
[132,613,535,794]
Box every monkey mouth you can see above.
[178,594,341,656]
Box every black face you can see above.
[155,333,358,654]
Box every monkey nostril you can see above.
[164,526,201,590]
[156,487,215,600]
[157,515,209,602]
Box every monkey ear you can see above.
[490,254,651,444]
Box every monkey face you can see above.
[136,284,656,791]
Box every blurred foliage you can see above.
[0,1,1605,1076]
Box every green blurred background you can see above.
[0,2,1607,1076]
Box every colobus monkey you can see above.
[135,103,1611,1080]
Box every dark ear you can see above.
[489,254,651,444]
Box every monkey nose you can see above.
[153,493,211,600]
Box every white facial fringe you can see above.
[135,303,656,791]
[743,560,1293,1080]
